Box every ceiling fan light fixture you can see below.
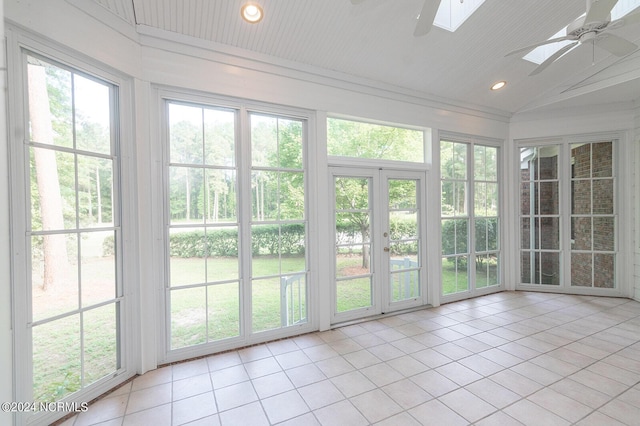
[490,80,507,91]
[241,2,264,24]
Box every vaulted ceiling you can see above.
[83,0,640,115]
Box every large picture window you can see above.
[165,100,308,353]
[23,54,122,406]
[440,140,500,297]
[519,140,617,290]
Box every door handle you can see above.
[383,247,390,252]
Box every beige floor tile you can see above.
[435,362,483,386]
[171,392,217,425]
[298,379,344,410]
[489,369,543,397]
[381,378,433,409]
[285,363,327,387]
[243,356,282,379]
[214,381,257,411]
[210,364,249,389]
[408,399,468,426]
[458,354,504,376]
[251,371,294,399]
[330,370,376,398]
[360,362,404,387]
[125,382,171,415]
[261,389,310,424]
[218,401,268,426]
[527,388,592,423]
[410,370,459,397]
[172,358,209,381]
[122,402,171,426]
[350,389,403,423]
[439,388,497,423]
[504,399,571,426]
[574,411,626,426]
[275,349,312,370]
[549,378,612,409]
[474,411,524,426]
[465,378,521,409]
[173,372,213,402]
[74,394,128,426]
[598,399,640,425]
[313,400,368,426]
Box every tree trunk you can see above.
[28,64,69,291]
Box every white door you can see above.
[331,167,427,323]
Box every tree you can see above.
[335,177,371,269]
[28,61,70,291]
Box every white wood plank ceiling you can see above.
[88,0,640,114]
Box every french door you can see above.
[331,167,426,323]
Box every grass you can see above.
[33,252,499,403]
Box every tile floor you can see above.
[60,291,640,425]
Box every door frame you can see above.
[329,166,428,324]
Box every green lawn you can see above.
[33,253,498,403]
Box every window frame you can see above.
[7,32,136,426]
[516,135,622,294]
[439,134,503,303]
[157,89,317,363]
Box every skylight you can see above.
[433,0,486,32]
[524,0,640,64]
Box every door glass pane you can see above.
[170,227,206,287]
[336,277,372,313]
[388,178,420,304]
[335,176,372,314]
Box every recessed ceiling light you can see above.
[241,3,264,24]
[490,80,507,91]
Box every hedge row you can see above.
[103,218,420,258]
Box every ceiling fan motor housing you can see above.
[567,14,611,41]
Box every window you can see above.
[327,117,426,163]
[570,142,615,288]
[519,140,617,289]
[441,140,500,296]
[165,100,309,353]
[23,54,122,406]
[250,113,307,332]
[520,145,561,285]
[167,102,240,349]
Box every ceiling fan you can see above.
[351,0,464,37]
[506,0,640,75]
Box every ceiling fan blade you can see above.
[414,0,442,37]
[529,41,579,76]
[505,36,573,57]
[596,33,638,56]
[585,0,618,24]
